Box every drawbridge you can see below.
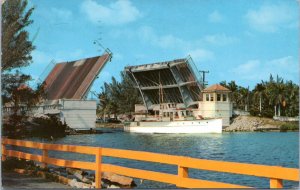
[125,56,204,111]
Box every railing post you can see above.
[41,149,48,169]
[177,165,188,188]
[270,178,283,188]
[2,143,6,161]
[95,148,102,188]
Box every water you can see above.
[26,131,298,188]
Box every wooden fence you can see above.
[2,138,299,188]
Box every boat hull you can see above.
[124,119,222,134]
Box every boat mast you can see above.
[158,71,164,120]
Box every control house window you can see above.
[217,94,221,101]
[206,94,209,101]
[210,94,214,101]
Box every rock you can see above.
[32,113,50,119]
[14,169,27,174]
[102,172,135,187]
[66,168,92,184]
[107,184,120,188]
[55,174,70,185]
[68,179,77,187]
[224,116,280,132]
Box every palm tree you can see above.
[253,83,265,115]
[237,87,249,111]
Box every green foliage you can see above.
[98,72,142,117]
[2,71,45,108]
[30,116,68,138]
[3,114,28,138]
[221,75,299,118]
[280,122,299,132]
[3,115,68,139]
[2,0,35,71]
[2,157,36,171]
[2,0,47,136]
[2,0,44,112]
[250,75,299,117]
[219,80,250,110]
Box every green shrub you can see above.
[30,115,68,139]
[3,114,28,138]
[2,157,36,171]
[280,122,299,132]
[3,115,69,139]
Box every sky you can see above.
[22,0,299,95]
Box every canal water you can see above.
[28,131,298,188]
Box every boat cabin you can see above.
[134,84,233,126]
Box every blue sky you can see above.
[22,0,299,95]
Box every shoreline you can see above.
[94,116,299,134]
[224,115,298,132]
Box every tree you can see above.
[249,75,299,118]
[2,71,44,113]
[253,83,265,115]
[2,0,35,71]
[2,0,42,107]
[237,86,250,111]
[118,72,142,114]
[97,72,142,119]
[221,75,299,118]
[219,81,240,109]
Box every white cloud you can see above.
[268,56,293,67]
[123,26,230,62]
[232,56,298,81]
[245,3,297,32]
[208,10,223,23]
[51,8,73,21]
[81,0,142,25]
[187,49,214,62]
[232,60,260,79]
[202,34,238,46]
[39,7,73,24]
[137,26,238,48]
[110,25,238,52]
[138,26,191,49]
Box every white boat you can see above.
[124,102,223,134]
[124,118,222,134]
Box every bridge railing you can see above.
[2,104,62,117]
[2,138,299,188]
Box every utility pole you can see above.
[199,70,209,87]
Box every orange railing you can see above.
[1,138,299,188]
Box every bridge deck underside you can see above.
[126,60,203,108]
